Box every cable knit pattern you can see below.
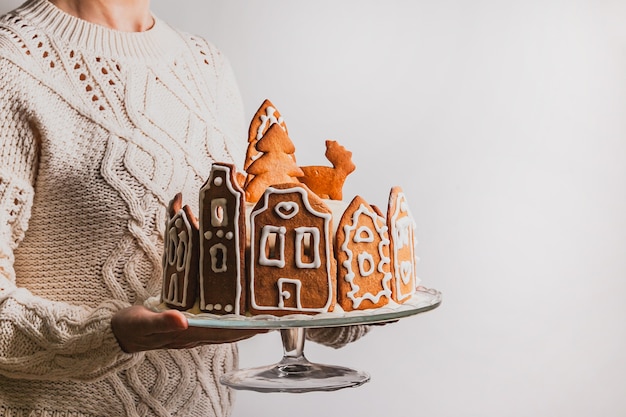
[0,1,369,415]
[0,0,246,415]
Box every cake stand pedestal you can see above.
[148,287,442,393]
[220,327,371,393]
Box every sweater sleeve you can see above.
[306,325,372,349]
[0,68,143,382]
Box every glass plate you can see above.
[146,286,442,329]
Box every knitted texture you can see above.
[0,1,369,415]
[0,0,244,415]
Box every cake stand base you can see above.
[220,360,370,393]
[220,328,370,393]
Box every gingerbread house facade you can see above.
[162,194,199,311]
[387,186,418,304]
[161,175,420,316]
[336,196,393,311]
[248,184,337,316]
[198,163,247,315]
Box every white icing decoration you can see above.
[162,210,194,308]
[258,225,286,267]
[167,227,178,264]
[294,227,321,269]
[209,243,228,273]
[211,198,228,227]
[277,278,302,309]
[225,305,233,313]
[357,252,375,277]
[168,273,178,301]
[204,230,212,240]
[225,231,233,240]
[400,261,413,284]
[354,226,374,243]
[175,231,188,270]
[216,230,224,238]
[214,304,222,310]
[250,186,334,313]
[256,106,285,140]
[395,216,414,249]
[214,176,223,186]
[275,201,299,219]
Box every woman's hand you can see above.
[111,305,268,353]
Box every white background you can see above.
[3,1,626,416]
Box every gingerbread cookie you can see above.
[336,195,392,311]
[162,193,200,311]
[249,183,336,316]
[244,99,289,185]
[198,163,247,315]
[387,186,418,304]
[244,123,304,203]
[299,140,356,200]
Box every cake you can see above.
[161,99,420,316]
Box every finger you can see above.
[174,327,268,345]
[150,328,269,350]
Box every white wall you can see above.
[155,2,626,416]
[3,1,625,416]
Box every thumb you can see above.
[148,309,189,334]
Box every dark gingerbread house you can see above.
[162,194,199,311]
[198,163,247,315]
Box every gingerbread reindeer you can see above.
[299,140,356,200]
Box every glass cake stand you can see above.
[147,287,442,393]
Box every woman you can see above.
[0,0,369,415]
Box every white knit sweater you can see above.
[0,1,368,416]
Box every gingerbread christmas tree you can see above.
[244,123,304,202]
[244,99,288,172]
